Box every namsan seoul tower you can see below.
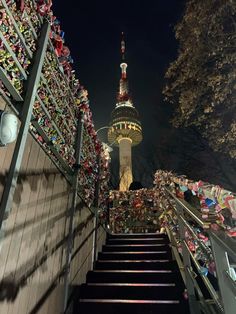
[108,33,142,191]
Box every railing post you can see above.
[0,22,50,229]
[92,155,101,269]
[175,203,201,314]
[63,119,83,312]
[210,232,236,314]
[92,214,99,270]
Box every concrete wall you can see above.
[0,98,106,313]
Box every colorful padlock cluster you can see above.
[1,1,79,158]
[97,147,110,223]
[0,1,29,94]
[153,171,220,287]
[154,170,236,237]
[77,99,99,206]
[109,189,162,233]
[0,0,47,95]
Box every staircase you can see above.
[76,233,190,314]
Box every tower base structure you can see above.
[119,138,132,191]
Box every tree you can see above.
[163,0,236,158]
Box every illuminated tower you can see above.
[108,33,142,191]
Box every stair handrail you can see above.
[165,187,213,228]
[165,186,236,314]
[209,229,236,261]
[165,186,236,259]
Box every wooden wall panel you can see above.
[25,156,54,312]
[0,134,32,282]
[16,149,46,314]
[97,225,107,253]
[7,142,41,314]
[0,141,16,203]
[0,98,106,313]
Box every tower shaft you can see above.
[119,138,133,191]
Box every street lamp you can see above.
[96,126,110,134]
[95,126,113,157]
[96,125,114,152]
[96,125,123,150]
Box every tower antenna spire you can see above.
[120,32,127,80]
[121,32,125,60]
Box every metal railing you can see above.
[165,187,236,314]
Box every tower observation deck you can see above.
[108,33,142,191]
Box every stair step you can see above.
[77,300,189,314]
[93,270,173,273]
[95,260,177,270]
[105,244,167,247]
[106,238,168,245]
[79,298,180,303]
[87,283,176,286]
[108,233,168,239]
[103,244,170,252]
[98,251,172,260]
[97,259,171,262]
[80,284,184,300]
[86,270,182,283]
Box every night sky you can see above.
[52,0,209,187]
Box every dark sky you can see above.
[52,0,188,186]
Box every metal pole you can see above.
[92,214,99,270]
[176,203,201,314]
[0,22,50,229]
[63,119,83,312]
[92,155,101,269]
